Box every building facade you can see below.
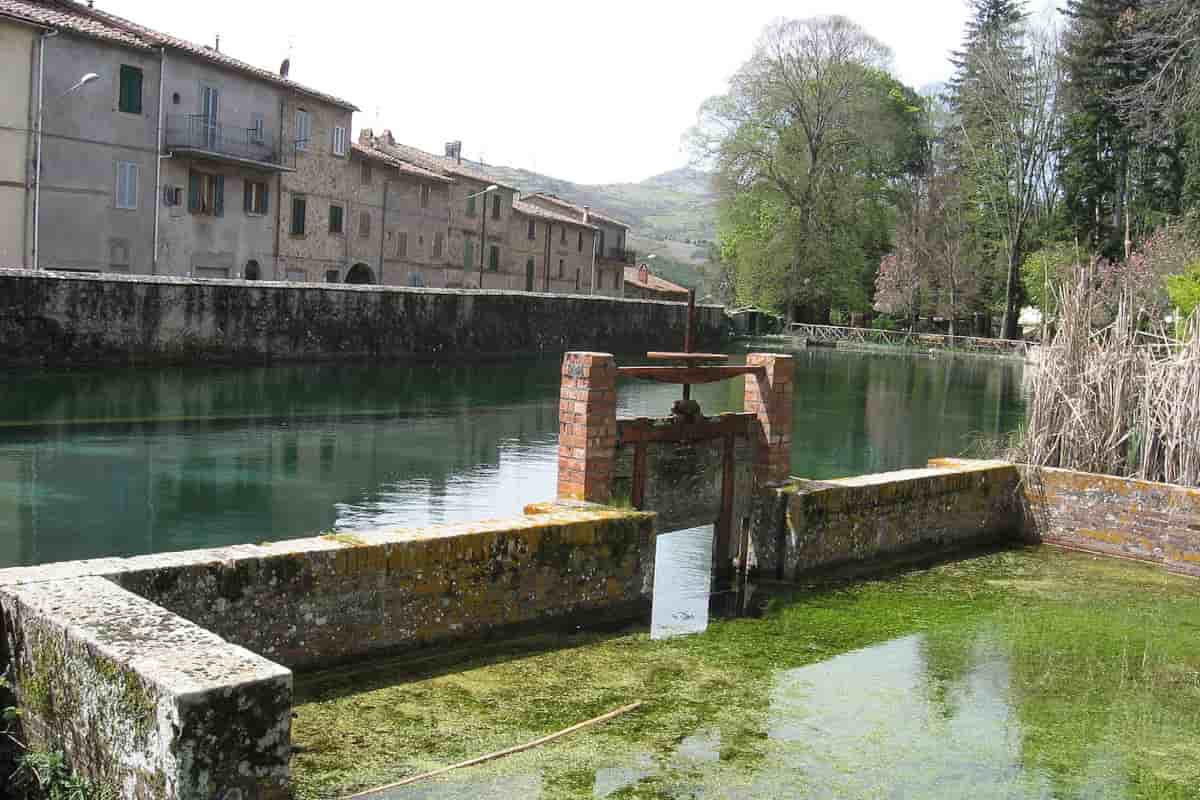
[1,0,645,301]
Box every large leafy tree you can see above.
[948,0,1060,339]
[691,16,926,318]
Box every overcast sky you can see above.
[105,0,983,185]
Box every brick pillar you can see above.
[557,352,617,503]
[745,353,793,484]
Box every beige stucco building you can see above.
[0,14,36,268]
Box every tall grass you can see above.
[1014,273,1200,487]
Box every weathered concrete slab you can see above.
[0,576,291,799]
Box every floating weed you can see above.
[291,546,1200,799]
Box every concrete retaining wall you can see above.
[0,503,657,798]
[749,459,1023,579]
[0,268,725,367]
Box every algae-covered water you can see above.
[292,546,1200,799]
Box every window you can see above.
[162,185,182,206]
[397,231,408,258]
[187,171,224,216]
[578,231,583,252]
[575,268,581,292]
[244,260,260,280]
[420,184,431,209]
[527,219,536,240]
[558,258,564,279]
[466,194,476,217]
[433,232,444,259]
[332,125,347,156]
[290,195,306,235]
[243,180,269,215]
[295,109,310,150]
[115,161,138,209]
[491,194,500,220]
[463,238,474,270]
[325,269,340,283]
[359,211,371,238]
[361,162,372,185]
[560,227,567,245]
[329,204,344,234]
[250,113,265,145]
[118,65,142,114]
[488,245,500,272]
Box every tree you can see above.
[873,249,922,324]
[949,3,1061,339]
[690,16,926,318]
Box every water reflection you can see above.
[650,525,714,640]
[0,350,1025,567]
[763,633,1055,799]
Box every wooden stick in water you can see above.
[341,701,644,798]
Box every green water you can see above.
[0,347,1025,568]
[292,547,1200,800]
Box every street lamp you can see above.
[469,184,499,288]
[34,68,101,270]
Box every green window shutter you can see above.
[488,245,499,271]
[213,174,225,217]
[244,182,252,213]
[292,196,306,235]
[188,172,201,212]
[118,66,142,114]
[262,185,269,214]
[463,239,474,270]
[466,195,476,217]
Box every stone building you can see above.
[0,0,160,273]
[511,198,597,293]
[521,193,632,296]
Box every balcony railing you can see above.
[602,247,637,264]
[164,115,294,170]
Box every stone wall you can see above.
[1018,463,1200,578]
[0,268,724,367]
[748,459,1023,580]
[0,503,657,798]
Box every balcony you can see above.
[164,115,295,171]
[600,247,637,265]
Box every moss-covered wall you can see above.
[0,268,725,367]
[749,460,1023,579]
[110,505,658,671]
[1018,463,1200,577]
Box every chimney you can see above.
[358,128,374,145]
[444,141,463,164]
[215,34,221,52]
[583,205,591,223]
[380,129,395,146]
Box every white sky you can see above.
[104,0,977,185]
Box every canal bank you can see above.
[0,268,724,368]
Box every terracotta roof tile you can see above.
[13,0,357,110]
[512,199,596,230]
[351,143,453,183]
[526,193,629,229]
[0,0,150,48]
[371,139,518,191]
[624,266,688,296]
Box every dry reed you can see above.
[1014,273,1200,487]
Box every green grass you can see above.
[291,547,1200,799]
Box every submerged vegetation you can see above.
[292,547,1200,799]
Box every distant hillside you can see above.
[465,160,719,292]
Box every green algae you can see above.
[290,546,1200,799]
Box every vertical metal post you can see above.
[682,288,696,401]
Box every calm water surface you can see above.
[0,347,1025,567]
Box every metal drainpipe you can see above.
[589,231,597,295]
[377,175,388,285]
[151,47,165,274]
[543,221,551,292]
[32,29,58,271]
[272,99,284,279]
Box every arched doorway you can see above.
[345,263,375,285]
[244,260,260,281]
